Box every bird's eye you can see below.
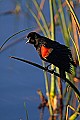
[29,38,35,44]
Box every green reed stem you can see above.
[58,0,70,46]
[68,28,80,65]
[0,27,35,50]
[49,0,55,40]
[24,102,29,120]
[63,88,72,120]
[26,5,47,36]
[69,104,80,120]
[49,0,55,97]
[32,0,50,38]
[66,0,80,34]
[42,61,53,116]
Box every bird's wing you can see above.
[40,45,53,59]
[39,37,76,69]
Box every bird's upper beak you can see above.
[25,37,30,44]
[26,39,29,44]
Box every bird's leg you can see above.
[45,63,52,70]
[47,63,52,68]
[45,64,55,73]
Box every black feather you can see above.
[27,32,77,78]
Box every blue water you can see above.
[0,0,80,120]
[0,1,49,120]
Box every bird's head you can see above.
[26,32,40,45]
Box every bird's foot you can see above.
[45,67,55,74]
[45,63,52,70]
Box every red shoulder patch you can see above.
[41,45,52,58]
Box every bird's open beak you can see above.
[26,39,29,44]
[25,37,30,44]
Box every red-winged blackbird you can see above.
[26,32,76,79]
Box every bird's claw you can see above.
[44,66,55,73]
[45,64,52,70]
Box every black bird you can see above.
[26,32,76,79]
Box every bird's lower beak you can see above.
[26,39,29,44]
[25,36,31,44]
[25,37,30,44]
